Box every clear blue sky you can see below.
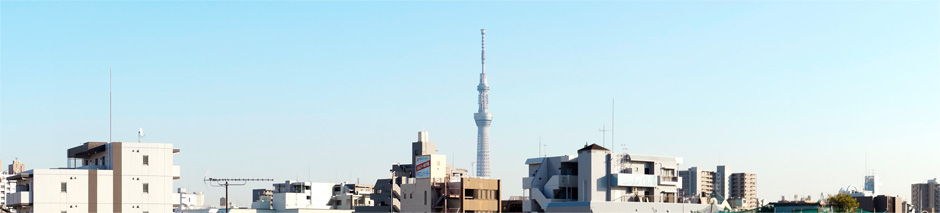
[2,1,938,205]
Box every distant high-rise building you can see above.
[730,173,758,209]
[865,174,879,195]
[679,167,715,199]
[912,179,940,213]
[474,29,493,178]
[680,165,757,208]
[716,165,730,199]
[8,159,25,175]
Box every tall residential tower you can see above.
[474,29,493,178]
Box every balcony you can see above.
[173,165,181,180]
[391,183,401,199]
[523,177,533,189]
[659,176,679,185]
[611,173,658,187]
[546,175,577,188]
[6,191,30,206]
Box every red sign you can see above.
[416,160,430,171]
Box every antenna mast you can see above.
[110,67,112,143]
[205,178,273,212]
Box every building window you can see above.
[61,182,67,192]
[424,191,427,205]
[143,155,149,165]
[143,183,149,193]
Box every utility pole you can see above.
[205,178,273,212]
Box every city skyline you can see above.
[2,1,939,206]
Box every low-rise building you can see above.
[232,180,358,213]
[770,201,825,213]
[357,131,502,213]
[1,159,24,212]
[6,141,181,213]
[175,187,206,211]
[853,195,903,213]
[501,196,525,212]
[523,143,712,212]
[329,183,374,210]
[269,180,335,210]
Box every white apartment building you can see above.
[174,188,205,211]
[249,180,373,211]
[268,180,335,210]
[6,142,181,213]
[523,144,712,212]
[1,173,16,212]
[328,183,374,210]
[2,159,25,213]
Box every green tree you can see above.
[827,193,859,212]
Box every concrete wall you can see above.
[461,178,501,212]
[182,208,353,213]
[544,201,712,213]
[577,149,609,202]
[399,178,433,213]
[113,142,177,212]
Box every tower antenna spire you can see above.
[474,29,493,178]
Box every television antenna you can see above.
[205,177,273,212]
[598,125,610,148]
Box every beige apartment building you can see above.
[729,173,757,209]
[6,142,181,213]
[679,166,757,210]
[913,179,940,213]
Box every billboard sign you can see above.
[415,155,431,178]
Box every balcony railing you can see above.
[611,173,658,187]
[614,195,655,202]
[6,191,29,206]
